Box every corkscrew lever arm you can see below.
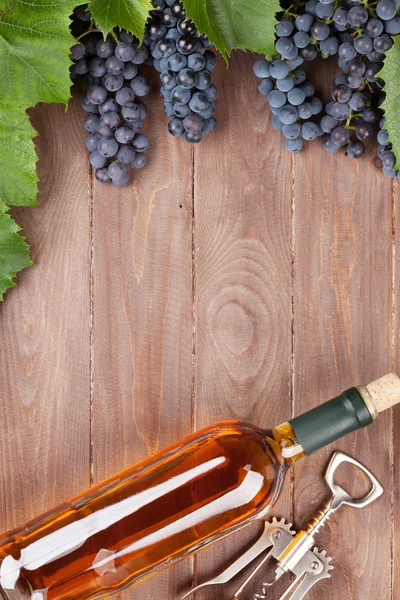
[180,520,278,600]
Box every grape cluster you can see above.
[70,6,150,187]
[144,0,217,143]
[254,0,400,177]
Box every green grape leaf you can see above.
[89,0,153,41]
[181,0,279,60]
[0,0,77,109]
[380,36,400,170]
[0,105,38,207]
[0,200,33,300]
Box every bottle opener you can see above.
[181,451,383,600]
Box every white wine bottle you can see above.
[0,373,398,600]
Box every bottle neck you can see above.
[272,387,376,466]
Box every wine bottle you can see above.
[0,373,398,600]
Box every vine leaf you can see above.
[0,0,77,109]
[89,0,153,41]
[0,106,38,207]
[0,200,33,300]
[380,36,400,170]
[181,0,280,60]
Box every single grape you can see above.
[285,138,303,152]
[293,31,310,49]
[115,42,135,62]
[117,145,136,164]
[283,122,301,139]
[269,60,289,80]
[330,101,350,120]
[334,7,348,25]
[377,129,389,144]
[203,83,217,101]
[276,19,294,37]
[130,76,150,96]
[316,2,335,19]
[323,137,340,153]
[300,44,318,60]
[176,67,197,88]
[185,131,203,144]
[131,133,149,151]
[295,14,315,32]
[381,151,396,168]
[160,70,177,89]
[165,27,180,41]
[291,69,306,84]
[309,96,323,114]
[96,39,115,59]
[164,101,175,116]
[288,87,306,106]
[176,35,197,54]
[204,50,217,71]
[75,57,88,75]
[171,1,186,18]
[302,121,322,140]
[167,52,187,71]
[320,37,339,55]
[173,102,191,117]
[70,43,85,61]
[349,92,368,111]
[305,0,319,14]
[384,15,400,34]
[298,101,313,119]
[259,78,275,96]
[267,90,287,108]
[288,55,305,69]
[362,106,381,124]
[272,114,283,131]
[115,87,135,106]
[90,150,108,168]
[196,70,212,90]
[347,140,365,158]
[376,0,397,20]
[100,111,120,129]
[367,50,384,62]
[189,91,210,112]
[311,21,330,40]
[177,19,197,36]
[114,125,135,144]
[121,103,141,122]
[332,83,351,103]
[122,63,138,80]
[156,38,176,58]
[171,85,191,104]
[113,173,130,187]
[348,5,368,26]
[278,105,298,124]
[188,52,206,71]
[202,117,216,133]
[321,115,339,133]
[354,35,373,54]
[365,18,384,37]
[75,4,91,21]
[348,59,366,76]
[182,112,203,133]
[374,34,394,52]
[338,42,357,61]
[131,153,147,168]
[276,37,294,56]
[345,73,364,89]
[160,7,178,26]
[99,98,118,114]
[365,62,384,82]
[108,161,127,182]
[96,122,113,138]
[331,126,350,146]
[95,167,111,184]
[81,95,99,113]
[148,20,167,41]
[333,72,347,86]
[105,55,124,75]
[86,133,101,151]
[276,76,295,92]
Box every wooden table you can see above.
[0,51,398,600]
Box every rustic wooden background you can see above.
[0,51,399,600]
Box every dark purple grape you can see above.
[95,167,111,183]
[132,133,149,151]
[168,117,185,136]
[176,35,197,54]
[96,39,115,59]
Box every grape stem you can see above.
[76,27,99,41]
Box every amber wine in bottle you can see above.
[0,373,399,600]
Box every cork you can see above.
[364,373,400,414]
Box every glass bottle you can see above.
[0,373,398,600]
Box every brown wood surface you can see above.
[0,52,398,600]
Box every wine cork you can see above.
[365,373,400,414]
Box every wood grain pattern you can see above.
[192,51,293,599]
[0,97,91,530]
[292,135,393,599]
[0,52,398,600]
[91,73,194,599]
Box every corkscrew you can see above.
[181,451,383,600]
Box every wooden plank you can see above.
[193,51,293,599]
[0,97,91,531]
[393,181,399,600]
[91,70,194,599]
[292,125,393,599]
